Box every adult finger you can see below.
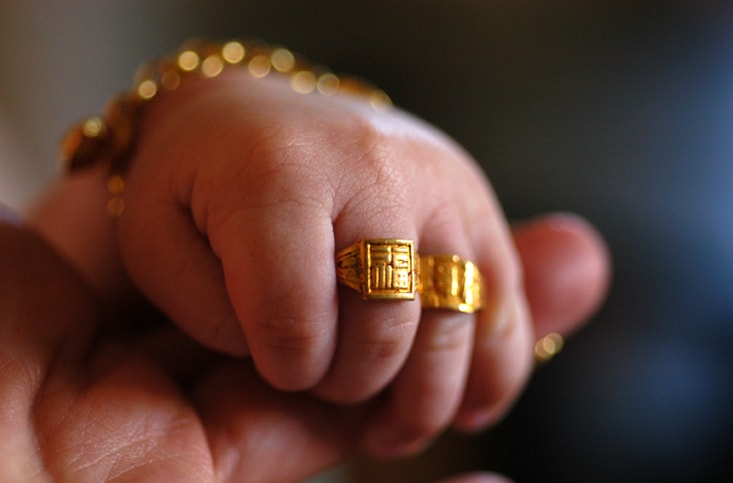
[194,359,369,482]
[1,222,210,481]
[512,213,611,338]
[453,213,610,431]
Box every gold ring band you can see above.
[335,238,485,313]
[418,254,485,313]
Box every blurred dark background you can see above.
[1,1,732,481]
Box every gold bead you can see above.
[317,73,340,95]
[107,174,125,195]
[248,54,271,78]
[59,120,106,169]
[136,79,158,100]
[271,48,295,73]
[290,70,317,94]
[222,41,245,64]
[81,116,106,138]
[178,50,200,71]
[61,38,393,182]
[201,54,224,78]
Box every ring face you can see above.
[419,255,485,314]
[336,239,417,300]
[336,239,485,312]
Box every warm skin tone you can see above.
[2,212,605,481]
[13,70,609,480]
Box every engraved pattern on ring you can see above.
[365,240,416,299]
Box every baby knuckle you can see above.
[357,315,416,363]
[426,319,473,355]
[256,313,323,360]
[359,337,406,363]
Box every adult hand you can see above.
[0,220,366,481]
[1,206,606,480]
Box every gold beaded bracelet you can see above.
[59,39,392,216]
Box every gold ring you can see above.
[419,254,485,313]
[335,238,485,313]
[336,239,418,301]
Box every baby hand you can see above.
[55,43,607,458]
